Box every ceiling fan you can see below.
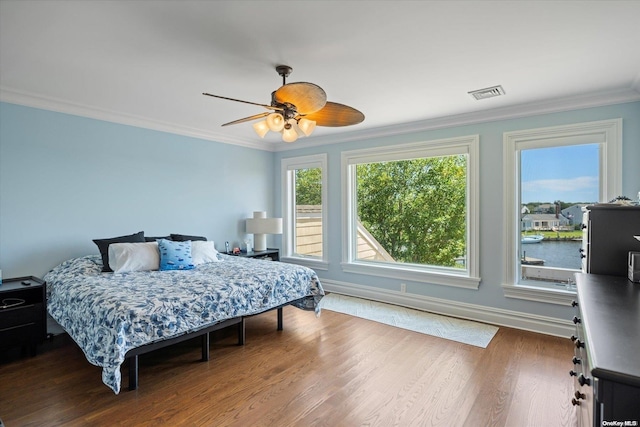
[203,65,364,143]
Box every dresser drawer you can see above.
[575,378,594,427]
[0,303,43,330]
[0,322,42,346]
[570,300,595,425]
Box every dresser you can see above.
[571,273,640,426]
[581,205,640,275]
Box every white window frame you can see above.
[502,119,622,304]
[281,153,329,270]
[341,135,480,289]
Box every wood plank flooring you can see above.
[0,305,578,426]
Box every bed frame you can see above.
[124,307,285,390]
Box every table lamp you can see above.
[246,211,282,252]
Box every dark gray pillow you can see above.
[93,231,145,272]
[145,236,171,242]
[170,233,207,242]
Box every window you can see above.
[342,136,480,289]
[503,119,622,304]
[281,154,328,270]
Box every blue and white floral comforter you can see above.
[44,254,324,394]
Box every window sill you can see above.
[341,261,480,289]
[281,256,329,271]
[502,282,576,306]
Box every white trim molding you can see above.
[4,85,638,154]
[273,87,640,152]
[502,283,576,306]
[281,153,329,265]
[341,135,480,289]
[281,257,329,271]
[340,261,480,290]
[0,87,272,151]
[320,278,574,338]
[502,118,622,304]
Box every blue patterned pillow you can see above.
[158,239,194,271]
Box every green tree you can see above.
[356,156,467,266]
[295,168,322,205]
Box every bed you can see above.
[44,252,324,394]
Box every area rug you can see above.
[318,293,498,348]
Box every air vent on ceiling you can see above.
[468,85,505,100]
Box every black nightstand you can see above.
[225,248,279,262]
[0,276,47,356]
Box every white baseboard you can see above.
[320,278,574,338]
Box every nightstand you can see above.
[0,276,47,356]
[226,248,280,262]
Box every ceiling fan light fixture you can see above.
[266,112,285,132]
[282,125,299,143]
[204,64,364,144]
[252,120,270,138]
[297,118,316,136]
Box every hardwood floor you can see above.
[0,305,578,426]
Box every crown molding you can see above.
[274,86,640,151]
[0,87,275,152]
[2,85,639,153]
[633,71,640,92]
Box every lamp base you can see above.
[254,234,267,252]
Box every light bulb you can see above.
[252,120,269,138]
[266,113,285,132]
[297,118,316,136]
[282,125,299,143]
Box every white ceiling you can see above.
[1,1,639,151]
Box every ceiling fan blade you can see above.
[221,112,270,127]
[273,82,327,114]
[202,93,283,111]
[302,102,365,127]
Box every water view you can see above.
[521,239,582,270]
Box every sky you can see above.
[520,143,599,204]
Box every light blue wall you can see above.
[0,102,275,278]
[274,101,640,320]
[2,101,638,322]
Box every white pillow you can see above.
[108,242,160,273]
[191,240,219,265]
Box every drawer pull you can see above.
[578,374,591,387]
[572,316,581,324]
[571,300,578,307]
[0,298,26,309]
[575,340,584,349]
[570,335,578,342]
[571,398,581,406]
[572,356,581,365]
[574,391,586,400]
[569,370,578,377]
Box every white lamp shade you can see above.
[297,118,316,136]
[245,217,283,234]
[246,211,282,251]
[266,113,285,132]
[253,120,270,138]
